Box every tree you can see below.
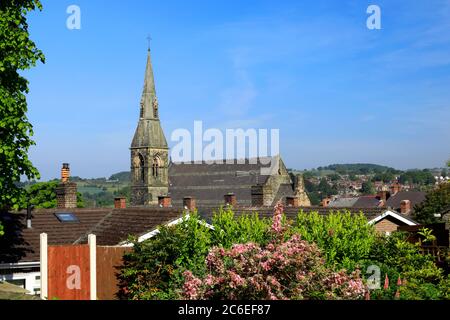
[361,181,375,195]
[413,183,450,224]
[19,181,84,209]
[0,0,45,210]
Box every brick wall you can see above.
[374,217,400,234]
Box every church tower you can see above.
[130,48,169,206]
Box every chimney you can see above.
[56,163,77,209]
[224,193,237,206]
[376,191,390,203]
[158,195,172,208]
[400,200,411,215]
[26,204,34,229]
[114,197,127,209]
[61,163,70,182]
[321,197,331,207]
[251,185,273,207]
[286,196,299,207]
[183,197,196,211]
[390,182,402,195]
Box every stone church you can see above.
[130,49,310,208]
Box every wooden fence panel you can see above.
[47,245,90,300]
[96,246,131,300]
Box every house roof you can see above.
[353,196,382,208]
[328,197,359,208]
[74,207,184,245]
[0,207,184,264]
[385,191,426,211]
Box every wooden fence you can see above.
[41,234,131,300]
[47,245,90,300]
[96,246,130,300]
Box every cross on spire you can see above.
[147,35,152,51]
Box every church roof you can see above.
[168,156,294,206]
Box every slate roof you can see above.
[328,197,359,208]
[168,156,292,206]
[353,196,382,208]
[386,191,426,212]
[0,208,185,264]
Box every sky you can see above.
[24,0,450,180]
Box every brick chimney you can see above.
[400,200,411,215]
[183,197,196,211]
[286,196,299,207]
[251,185,273,207]
[158,195,172,208]
[56,163,77,209]
[390,182,402,195]
[376,190,390,203]
[321,197,331,207]
[224,193,237,206]
[114,197,127,209]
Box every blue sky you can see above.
[25,0,450,180]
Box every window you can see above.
[54,212,79,223]
[152,157,160,178]
[139,154,145,182]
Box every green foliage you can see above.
[210,206,271,248]
[0,222,4,236]
[398,170,435,186]
[320,163,396,174]
[292,210,376,270]
[117,213,211,300]
[109,171,130,182]
[0,0,45,209]
[317,177,338,197]
[361,181,375,195]
[372,172,395,183]
[413,183,449,224]
[118,208,449,300]
[18,181,84,209]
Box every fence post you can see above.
[88,234,97,300]
[40,233,48,300]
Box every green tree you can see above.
[361,181,375,195]
[0,0,45,210]
[20,181,84,209]
[413,183,450,224]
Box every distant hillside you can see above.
[317,163,399,174]
[109,171,130,182]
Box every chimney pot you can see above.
[400,200,411,215]
[183,197,196,211]
[224,193,237,206]
[114,197,126,209]
[286,196,299,207]
[158,195,172,208]
[61,163,70,183]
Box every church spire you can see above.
[140,48,158,119]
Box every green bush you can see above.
[292,210,376,270]
[117,213,211,300]
[210,206,271,248]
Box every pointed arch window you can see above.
[139,154,145,182]
[152,156,160,178]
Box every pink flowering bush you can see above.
[182,202,367,300]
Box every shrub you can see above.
[292,210,376,270]
[181,203,366,300]
[117,213,211,300]
[210,206,271,248]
